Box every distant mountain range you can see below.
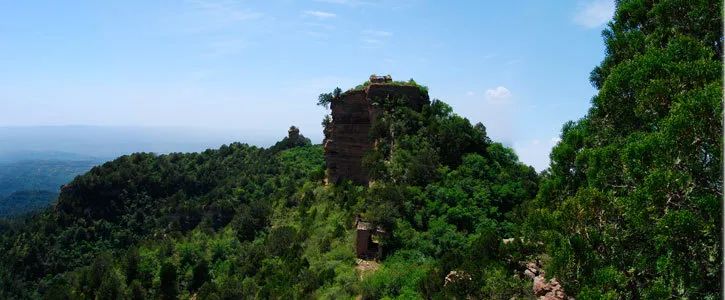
[0,150,105,163]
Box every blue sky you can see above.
[0,0,615,171]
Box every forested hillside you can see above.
[0,191,58,218]
[0,97,538,299]
[0,160,99,217]
[0,160,98,198]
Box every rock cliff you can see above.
[323,80,429,185]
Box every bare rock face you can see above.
[288,126,300,141]
[444,270,472,287]
[525,260,570,300]
[324,82,429,185]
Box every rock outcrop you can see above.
[523,260,569,300]
[288,126,301,141]
[323,79,429,185]
[270,125,311,152]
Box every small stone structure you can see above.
[323,75,429,185]
[369,74,392,83]
[355,216,386,259]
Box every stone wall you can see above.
[324,83,429,185]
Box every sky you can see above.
[0,0,615,171]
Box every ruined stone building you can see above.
[323,76,430,185]
[354,215,387,259]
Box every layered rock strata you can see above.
[324,82,429,185]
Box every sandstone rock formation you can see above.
[270,125,311,152]
[523,260,569,300]
[288,125,300,141]
[323,79,429,185]
[443,270,472,287]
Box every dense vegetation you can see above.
[0,190,58,218]
[0,0,720,299]
[0,96,538,299]
[523,0,722,298]
[0,160,98,216]
[0,160,98,198]
[0,141,312,298]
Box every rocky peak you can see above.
[323,76,429,185]
[288,126,300,141]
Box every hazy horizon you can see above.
[0,125,290,162]
[0,0,616,171]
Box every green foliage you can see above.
[190,259,209,292]
[0,3,716,298]
[11,9,721,294]
[317,87,342,109]
[269,130,312,153]
[0,160,98,199]
[159,261,178,300]
[0,190,58,218]
[361,251,435,299]
[0,159,98,217]
[278,145,325,180]
[348,77,429,95]
[525,0,722,298]
[0,95,539,299]
[0,142,326,298]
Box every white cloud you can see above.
[573,0,615,28]
[466,91,475,96]
[484,86,512,102]
[303,10,337,19]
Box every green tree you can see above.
[525,0,722,298]
[125,247,140,284]
[97,270,124,300]
[159,261,178,300]
[129,280,146,300]
[316,87,341,109]
[190,259,210,292]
